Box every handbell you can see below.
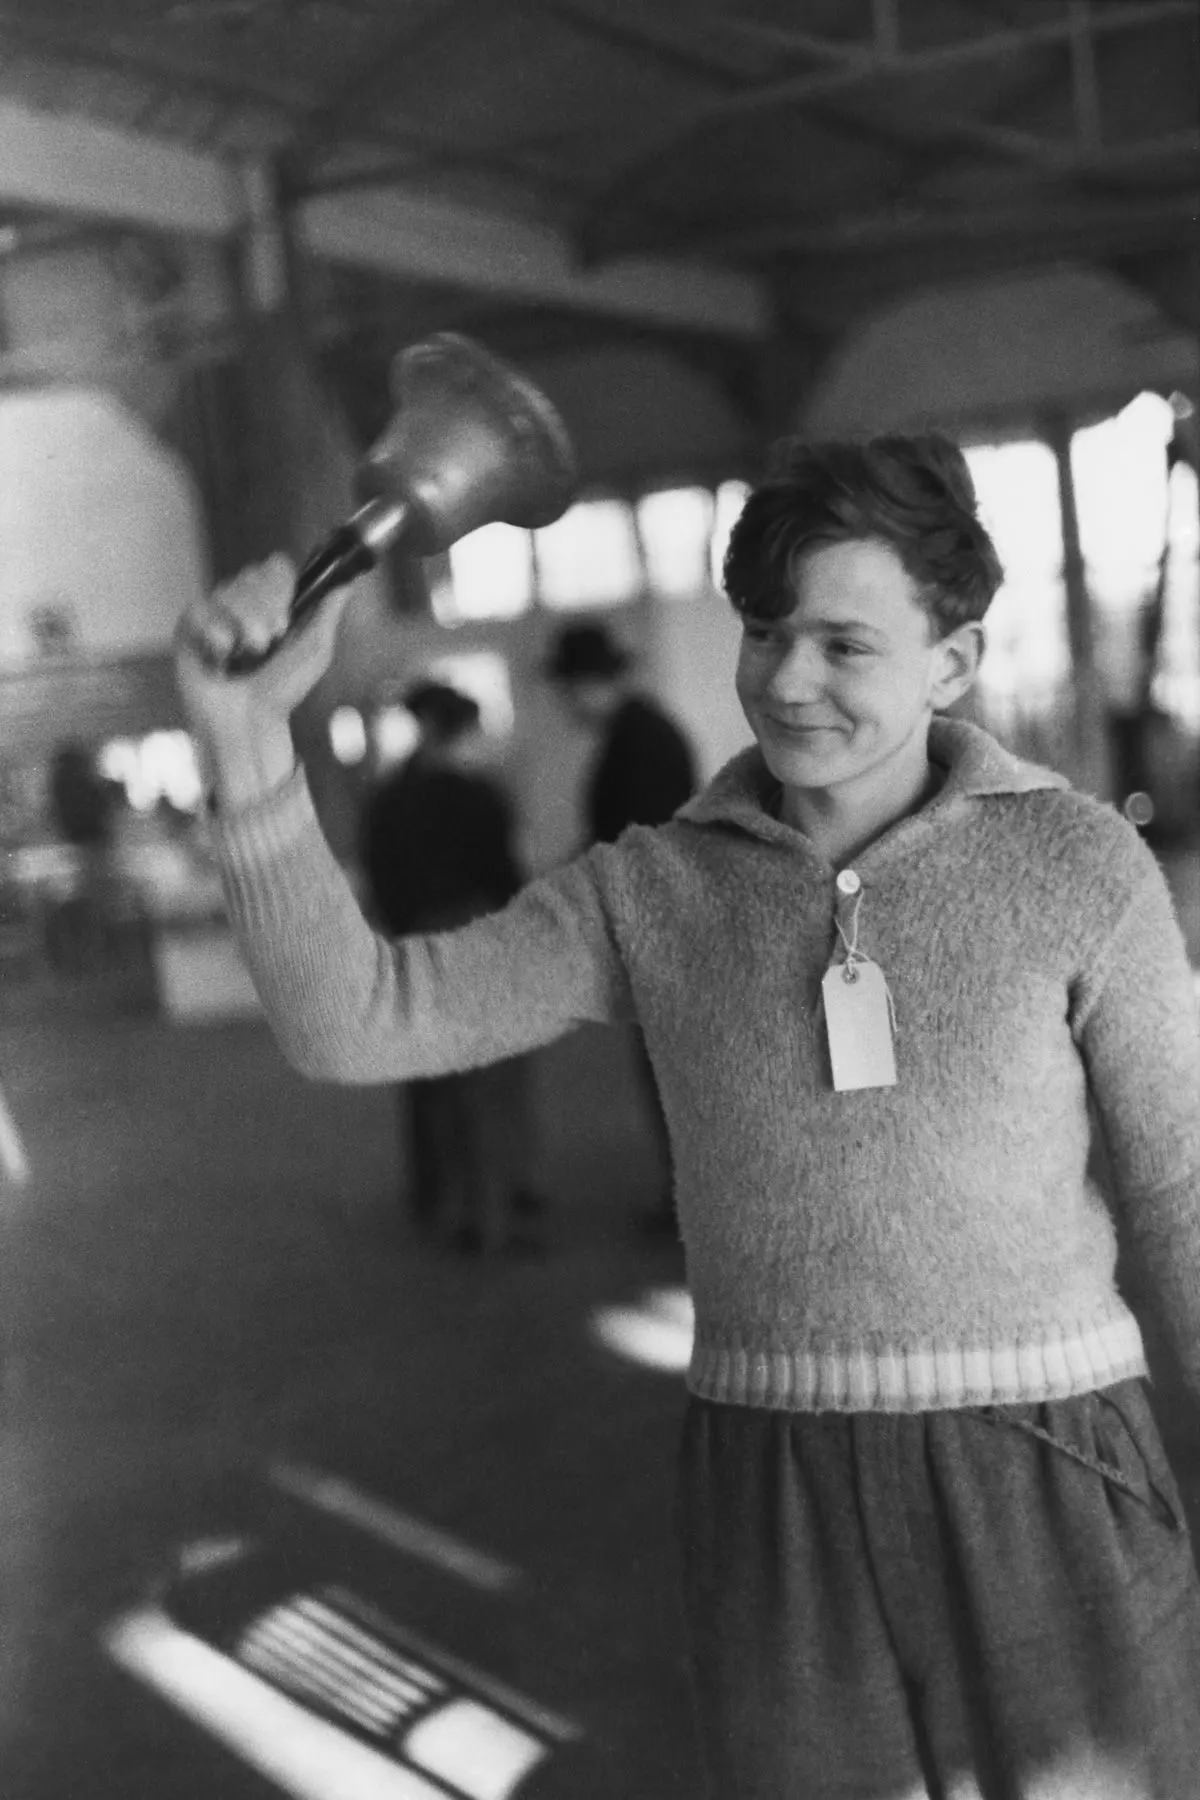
[223,332,577,674]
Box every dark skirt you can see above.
[676,1378,1200,1798]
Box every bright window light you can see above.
[329,706,368,766]
[1072,393,1174,612]
[636,487,714,599]
[98,738,138,788]
[534,499,642,610]
[98,730,202,812]
[709,480,751,590]
[372,705,421,768]
[964,441,1070,737]
[1071,392,1200,729]
[1151,458,1200,730]
[147,731,203,812]
[439,523,534,627]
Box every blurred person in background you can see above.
[545,620,697,1236]
[543,620,696,848]
[46,739,123,974]
[177,440,1200,1799]
[359,679,545,1255]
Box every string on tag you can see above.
[835,888,867,982]
[826,885,899,1037]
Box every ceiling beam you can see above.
[0,4,589,195]
[0,8,307,114]
[284,0,487,175]
[677,190,1199,263]
[305,123,592,198]
[301,185,770,337]
[1068,0,1103,154]
[880,125,1200,245]
[527,0,1148,236]
[945,123,1200,178]
[0,97,236,235]
[523,0,763,85]
[581,0,1196,257]
[0,99,769,338]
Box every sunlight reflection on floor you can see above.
[590,1287,694,1373]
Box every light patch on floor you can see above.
[270,1461,520,1592]
[0,1078,30,1184]
[591,1286,694,1372]
[105,1604,561,1800]
[104,1607,448,1799]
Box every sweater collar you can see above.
[678,716,1069,845]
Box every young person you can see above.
[177,440,1200,1798]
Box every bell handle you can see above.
[218,498,410,676]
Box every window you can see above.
[636,486,714,598]
[435,523,534,627]
[1154,456,1200,730]
[328,707,368,766]
[534,498,642,610]
[98,730,203,813]
[1071,391,1199,730]
[709,480,751,591]
[963,441,1070,746]
[369,705,421,769]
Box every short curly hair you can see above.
[722,433,1003,638]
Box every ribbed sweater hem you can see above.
[688,1309,1147,1413]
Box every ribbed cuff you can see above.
[207,765,334,936]
[207,764,314,862]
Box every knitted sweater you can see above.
[212,716,1200,1414]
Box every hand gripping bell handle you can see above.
[219,498,410,677]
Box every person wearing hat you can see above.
[544,619,697,1235]
[360,680,511,939]
[542,620,696,849]
[359,679,544,1254]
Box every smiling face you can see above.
[735,536,982,820]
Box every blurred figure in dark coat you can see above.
[360,681,544,1253]
[544,621,697,1235]
[544,622,697,846]
[47,740,123,974]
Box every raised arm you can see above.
[176,558,632,1082]
[175,552,333,814]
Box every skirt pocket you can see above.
[971,1379,1195,1632]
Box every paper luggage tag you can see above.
[822,958,897,1091]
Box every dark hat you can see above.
[543,621,631,682]
[401,679,480,741]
